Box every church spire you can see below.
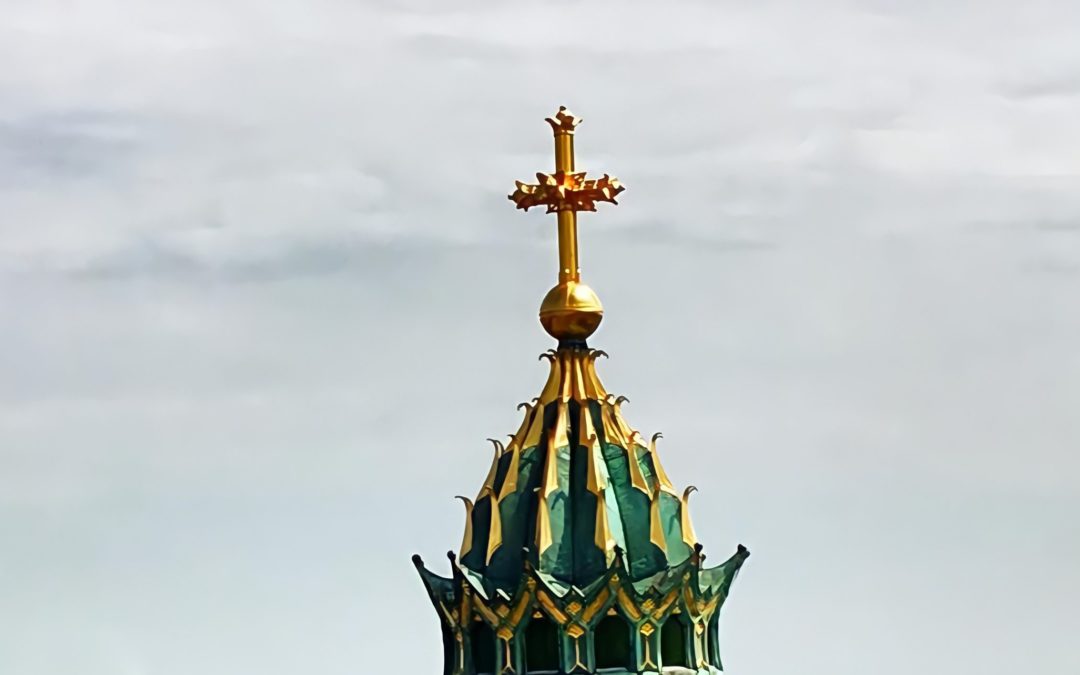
[509,106,624,343]
[415,106,749,675]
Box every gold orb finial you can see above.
[539,280,603,340]
[508,107,624,342]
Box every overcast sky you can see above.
[2,1,1079,674]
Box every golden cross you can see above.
[509,107,625,285]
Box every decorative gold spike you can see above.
[610,395,639,446]
[648,432,680,496]
[455,495,474,558]
[483,487,503,564]
[582,350,608,400]
[680,486,699,548]
[545,106,582,134]
[480,439,503,494]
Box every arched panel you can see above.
[660,614,689,668]
[525,616,560,672]
[593,614,632,670]
[471,621,497,674]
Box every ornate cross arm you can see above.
[509,171,624,214]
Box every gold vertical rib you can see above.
[484,487,502,564]
[455,496,474,558]
[523,404,545,450]
[481,440,502,494]
[538,355,563,403]
[595,493,614,559]
[680,486,698,548]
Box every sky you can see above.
[2,1,1079,674]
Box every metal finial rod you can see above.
[508,106,624,341]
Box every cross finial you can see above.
[508,107,625,342]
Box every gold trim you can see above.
[501,637,515,673]
[616,586,643,621]
[583,350,608,400]
[639,623,657,670]
[481,438,504,494]
[680,486,699,548]
[536,590,569,625]
[507,588,533,632]
[522,402,545,451]
[595,492,614,557]
[571,635,588,671]
[474,596,498,626]
[610,396,639,445]
[455,631,465,674]
[455,495,475,559]
[537,353,563,406]
[654,589,678,619]
[582,587,611,623]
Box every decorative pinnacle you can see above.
[509,106,623,341]
[508,106,624,215]
[545,106,582,134]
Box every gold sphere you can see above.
[539,281,604,340]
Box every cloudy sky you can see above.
[2,1,1079,674]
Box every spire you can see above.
[415,106,749,675]
[509,106,625,343]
